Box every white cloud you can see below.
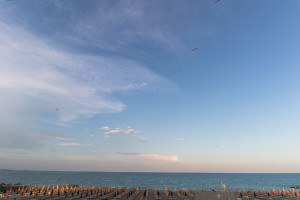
[102,126,144,142]
[124,129,140,135]
[104,129,124,135]
[100,126,110,131]
[102,126,140,135]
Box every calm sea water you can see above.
[1,171,300,190]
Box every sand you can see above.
[1,187,300,200]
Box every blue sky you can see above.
[1,0,300,172]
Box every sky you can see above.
[1,0,300,172]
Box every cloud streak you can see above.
[116,152,179,163]
[103,126,140,138]
[54,137,76,141]
[56,143,93,147]
[173,139,184,142]
[104,129,125,135]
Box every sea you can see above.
[1,170,300,190]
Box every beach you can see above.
[1,185,300,200]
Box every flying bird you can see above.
[56,107,59,111]
[192,48,198,51]
[215,0,221,2]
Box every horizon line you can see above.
[1,169,300,174]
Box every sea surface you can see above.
[1,170,300,190]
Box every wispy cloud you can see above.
[141,154,179,162]
[115,152,140,156]
[52,122,70,127]
[0,21,172,149]
[103,126,140,136]
[104,129,124,135]
[102,126,143,141]
[56,142,93,147]
[116,152,179,163]
[54,137,76,141]
[10,152,29,155]
[64,155,99,161]
[137,136,147,141]
[53,1,184,51]
[173,139,184,142]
